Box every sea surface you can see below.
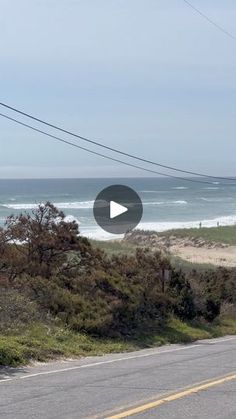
[0,177,236,240]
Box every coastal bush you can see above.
[168,270,196,320]
[1,202,92,278]
[0,338,25,366]
[0,289,41,333]
[0,203,235,342]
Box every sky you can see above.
[0,0,236,178]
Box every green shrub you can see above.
[0,338,25,366]
[0,203,235,342]
[0,289,41,333]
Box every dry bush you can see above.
[0,288,41,333]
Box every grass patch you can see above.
[0,323,135,367]
[169,255,215,272]
[90,239,136,257]
[160,225,236,245]
[131,316,236,347]
[1,317,236,367]
[91,239,216,272]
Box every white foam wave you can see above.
[143,200,187,206]
[3,201,94,210]
[2,203,38,210]
[3,200,188,210]
[56,201,94,209]
[80,226,124,241]
[77,214,236,240]
[200,197,233,202]
[172,186,188,190]
[140,190,168,193]
[138,214,236,232]
[172,200,188,205]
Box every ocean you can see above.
[0,177,236,240]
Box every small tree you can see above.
[4,202,83,277]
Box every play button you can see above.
[93,185,143,234]
[110,201,128,219]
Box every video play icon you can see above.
[110,201,128,219]
[93,185,143,234]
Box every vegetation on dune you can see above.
[93,239,216,272]
[90,239,136,257]
[2,316,236,367]
[159,225,236,245]
[0,203,236,366]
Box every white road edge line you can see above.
[205,337,236,344]
[0,336,235,383]
[0,344,201,383]
[20,345,203,379]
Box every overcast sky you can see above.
[0,0,236,178]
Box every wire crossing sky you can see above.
[0,112,216,185]
[183,0,236,41]
[1,102,235,181]
[1,0,236,178]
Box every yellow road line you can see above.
[106,372,236,418]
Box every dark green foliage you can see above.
[168,270,196,320]
[204,299,221,322]
[0,289,41,333]
[0,202,92,278]
[0,203,235,343]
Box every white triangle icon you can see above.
[110,201,128,219]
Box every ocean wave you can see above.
[172,186,188,190]
[200,197,233,202]
[1,203,38,210]
[2,200,188,210]
[80,226,123,241]
[203,187,219,190]
[143,200,187,206]
[55,201,94,209]
[171,200,188,205]
[138,214,236,232]
[140,190,168,193]
[0,213,81,227]
[2,201,94,210]
[78,214,236,240]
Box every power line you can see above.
[0,102,235,182]
[183,0,236,42]
[0,112,214,185]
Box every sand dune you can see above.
[171,245,236,267]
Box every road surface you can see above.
[0,336,236,418]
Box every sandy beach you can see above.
[124,230,236,267]
[170,245,236,267]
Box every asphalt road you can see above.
[0,336,236,418]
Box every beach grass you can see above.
[90,239,136,257]
[160,225,236,245]
[91,237,216,271]
[169,255,215,272]
[1,316,235,367]
[0,324,133,367]
[92,225,236,258]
